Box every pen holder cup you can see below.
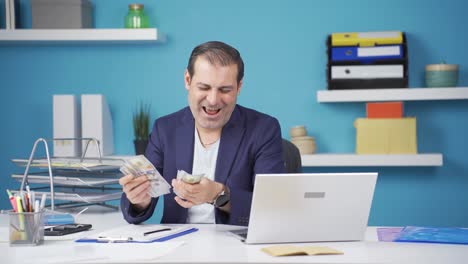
[9,211,44,246]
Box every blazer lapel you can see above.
[215,106,245,184]
[176,108,195,174]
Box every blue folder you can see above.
[331,45,403,63]
[75,227,198,243]
[394,226,468,245]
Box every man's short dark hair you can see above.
[187,41,244,84]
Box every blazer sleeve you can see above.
[221,117,285,226]
[120,120,163,224]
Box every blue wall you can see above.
[1,0,467,226]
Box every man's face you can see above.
[185,57,242,131]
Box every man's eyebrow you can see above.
[196,82,211,88]
[196,82,234,90]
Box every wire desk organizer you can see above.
[13,138,125,211]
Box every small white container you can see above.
[290,125,307,138]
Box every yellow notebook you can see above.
[355,118,417,154]
[332,31,403,47]
[262,245,343,257]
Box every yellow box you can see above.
[355,118,417,154]
[332,31,403,47]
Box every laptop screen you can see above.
[243,173,378,244]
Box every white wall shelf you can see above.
[301,153,443,167]
[317,87,468,103]
[0,28,165,44]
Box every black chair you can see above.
[282,139,302,173]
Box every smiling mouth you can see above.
[203,106,221,116]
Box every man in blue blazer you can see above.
[120,41,285,226]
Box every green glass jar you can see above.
[125,4,149,28]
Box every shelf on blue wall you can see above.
[317,87,468,103]
[0,28,165,44]
[301,153,443,167]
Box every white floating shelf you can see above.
[301,153,443,167]
[0,28,165,43]
[317,87,468,103]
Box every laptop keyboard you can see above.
[230,229,248,239]
[237,232,248,239]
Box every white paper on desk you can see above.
[84,224,193,242]
[11,242,184,264]
[0,227,8,243]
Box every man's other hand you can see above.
[172,177,223,208]
[119,174,152,211]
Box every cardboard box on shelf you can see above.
[31,0,93,29]
[355,118,417,154]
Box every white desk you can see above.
[1,210,467,264]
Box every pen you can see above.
[16,196,24,213]
[97,236,133,243]
[34,200,40,213]
[16,196,27,240]
[6,190,18,212]
[20,192,27,212]
[26,186,33,212]
[40,193,47,210]
[143,228,171,236]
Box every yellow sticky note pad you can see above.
[262,245,343,257]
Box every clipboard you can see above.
[75,225,198,243]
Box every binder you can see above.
[327,78,408,90]
[395,226,468,245]
[326,32,408,90]
[331,45,403,63]
[81,94,114,157]
[332,31,403,47]
[331,65,404,79]
[5,0,11,29]
[53,95,82,157]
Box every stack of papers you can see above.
[11,158,124,172]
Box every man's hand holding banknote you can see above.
[119,155,226,211]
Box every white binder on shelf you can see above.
[81,94,114,157]
[9,0,15,29]
[331,65,404,79]
[53,95,81,157]
[5,0,11,29]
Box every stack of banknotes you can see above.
[177,170,204,184]
[120,155,171,198]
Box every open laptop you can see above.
[230,172,378,244]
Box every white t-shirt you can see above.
[186,128,220,224]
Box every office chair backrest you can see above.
[282,139,302,173]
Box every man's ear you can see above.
[237,79,243,95]
[184,69,191,91]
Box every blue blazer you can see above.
[121,105,285,226]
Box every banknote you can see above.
[120,155,171,197]
[176,170,204,184]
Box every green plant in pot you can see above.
[133,103,151,155]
